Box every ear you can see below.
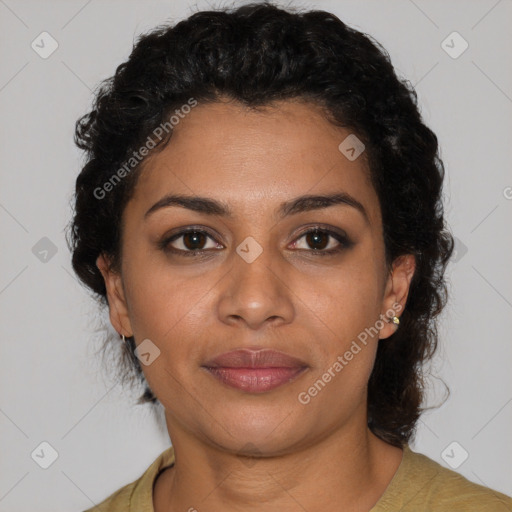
[378,254,416,340]
[96,253,133,337]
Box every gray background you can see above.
[0,0,511,510]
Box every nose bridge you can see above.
[216,233,294,328]
[235,236,279,289]
[233,234,282,300]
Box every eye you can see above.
[160,228,222,256]
[159,226,352,258]
[291,227,352,255]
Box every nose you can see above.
[216,244,295,330]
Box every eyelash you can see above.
[158,226,353,258]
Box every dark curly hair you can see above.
[66,1,454,448]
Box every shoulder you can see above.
[413,451,512,510]
[82,483,134,512]
[81,446,175,512]
[84,482,135,512]
[374,445,512,512]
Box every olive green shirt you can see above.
[83,444,512,511]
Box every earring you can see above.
[121,334,127,343]
[390,316,400,327]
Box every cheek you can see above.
[298,279,382,403]
[297,256,384,390]
[304,255,383,337]
[122,246,211,338]
[122,263,209,399]
[128,284,208,352]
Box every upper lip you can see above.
[203,348,308,369]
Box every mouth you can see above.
[201,348,309,393]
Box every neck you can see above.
[153,415,403,512]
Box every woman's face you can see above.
[98,98,414,455]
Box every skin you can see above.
[97,97,416,512]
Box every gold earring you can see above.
[390,316,400,327]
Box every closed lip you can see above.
[202,348,308,369]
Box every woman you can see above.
[68,2,512,511]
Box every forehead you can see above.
[128,98,380,226]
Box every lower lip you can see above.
[203,367,308,393]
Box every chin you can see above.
[200,404,309,456]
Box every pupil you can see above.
[307,231,327,250]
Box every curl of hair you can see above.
[66,1,454,447]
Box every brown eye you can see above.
[160,228,222,256]
[305,231,329,250]
[293,228,351,254]
[182,231,208,250]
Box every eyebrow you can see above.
[144,192,369,224]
